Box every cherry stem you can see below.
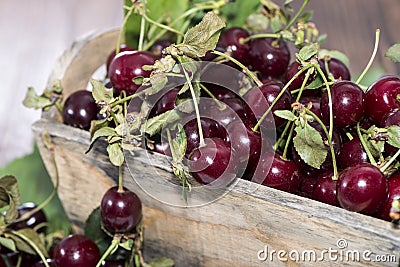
[117,5,135,54]
[137,0,146,51]
[273,121,291,151]
[198,83,225,109]
[355,29,380,86]
[381,148,400,173]
[356,122,378,166]
[9,230,50,267]
[282,123,295,159]
[118,164,124,192]
[142,13,184,37]
[95,236,121,267]
[110,87,149,108]
[252,64,312,132]
[285,0,310,30]
[315,65,333,139]
[305,109,339,180]
[241,33,281,44]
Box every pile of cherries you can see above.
[62,24,400,223]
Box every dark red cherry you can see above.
[319,57,351,81]
[188,138,237,186]
[8,202,47,233]
[201,43,226,61]
[338,137,368,169]
[312,171,340,207]
[285,61,319,95]
[244,80,291,128]
[297,176,318,198]
[378,173,400,221]
[100,186,142,234]
[199,98,244,127]
[54,234,100,267]
[218,27,250,65]
[0,256,5,267]
[337,163,388,215]
[320,81,365,128]
[148,88,179,117]
[299,96,322,119]
[149,39,172,59]
[248,38,290,79]
[109,51,156,96]
[254,152,300,193]
[153,140,172,156]
[106,44,135,73]
[365,75,400,125]
[63,90,99,130]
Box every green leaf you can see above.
[0,176,22,213]
[148,257,175,267]
[304,74,324,90]
[221,0,261,29]
[89,119,109,139]
[91,127,117,143]
[0,237,16,252]
[90,79,113,103]
[119,238,134,251]
[107,143,125,166]
[274,110,297,121]
[8,228,48,256]
[142,109,181,136]
[385,43,400,63]
[387,125,400,148]
[363,133,385,158]
[22,87,53,110]
[175,11,226,58]
[319,49,350,67]
[170,124,187,162]
[244,13,269,33]
[5,197,18,223]
[149,72,168,93]
[293,123,327,169]
[84,207,111,255]
[298,43,319,62]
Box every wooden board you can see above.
[32,29,400,267]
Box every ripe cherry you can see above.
[378,173,400,221]
[63,90,99,130]
[148,88,179,118]
[285,61,318,95]
[338,137,368,169]
[106,44,134,74]
[8,202,47,233]
[312,171,340,207]
[218,27,250,65]
[365,75,400,125]
[337,163,388,215]
[54,234,100,267]
[319,57,351,81]
[100,186,142,234]
[320,81,365,128]
[109,51,156,96]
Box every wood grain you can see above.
[31,27,400,266]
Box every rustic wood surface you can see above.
[32,25,400,266]
[1,0,400,166]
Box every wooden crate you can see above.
[32,29,400,267]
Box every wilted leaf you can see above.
[170,124,187,162]
[0,176,22,208]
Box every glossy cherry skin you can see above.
[285,61,319,96]
[218,27,250,65]
[148,88,179,118]
[254,152,300,193]
[106,44,134,73]
[299,96,322,119]
[297,176,318,198]
[338,137,368,169]
[312,171,340,207]
[54,234,100,267]
[378,173,400,221]
[244,80,291,128]
[0,256,5,267]
[63,90,99,130]
[320,81,365,128]
[109,51,156,96]
[153,140,172,157]
[365,75,400,125]
[183,117,227,156]
[319,57,351,81]
[248,37,290,79]
[337,163,388,215]
[188,138,237,186]
[100,186,142,234]
[8,202,47,233]
[32,259,56,267]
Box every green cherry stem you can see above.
[356,122,378,166]
[142,13,184,37]
[252,64,312,132]
[95,236,121,267]
[240,33,281,44]
[282,123,295,159]
[355,29,380,87]
[211,50,263,87]
[285,0,310,30]
[137,1,146,51]
[315,64,333,139]
[198,83,225,109]
[381,148,400,173]
[305,109,339,180]
[117,5,135,54]
[118,164,124,192]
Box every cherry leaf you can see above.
[319,49,350,67]
[387,125,400,148]
[90,79,113,103]
[0,237,16,252]
[175,11,226,58]
[170,124,187,162]
[148,257,175,267]
[0,175,22,208]
[22,87,53,110]
[273,110,297,121]
[107,143,125,166]
[84,207,111,255]
[142,109,180,136]
[245,13,269,33]
[385,43,400,63]
[8,228,48,256]
[298,43,319,62]
[293,123,327,169]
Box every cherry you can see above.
[106,44,134,74]
[253,152,300,193]
[297,176,318,198]
[320,81,365,128]
[299,96,322,119]
[109,51,156,96]
[32,259,56,267]
[218,27,250,65]
[183,117,227,156]
[338,137,368,169]
[0,256,5,267]
[365,75,400,125]
[285,61,318,95]
[100,186,142,234]
[248,37,290,79]
[63,90,99,130]
[201,43,226,61]
[199,98,244,127]
[244,80,292,128]
[319,57,351,81]
[148,88,179,118]
[337,163,388,215]
[8,202,47,233]
[152,140,172,157]
[312,171,340,207]
[188,138,237,186]
[381,108,400,155]
[149,39,172,59]
[378,173,400,221]
[54,234,100,267]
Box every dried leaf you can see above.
[0,176,22,207]
[170,124,187,162]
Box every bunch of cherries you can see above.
[62,22,399,223]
